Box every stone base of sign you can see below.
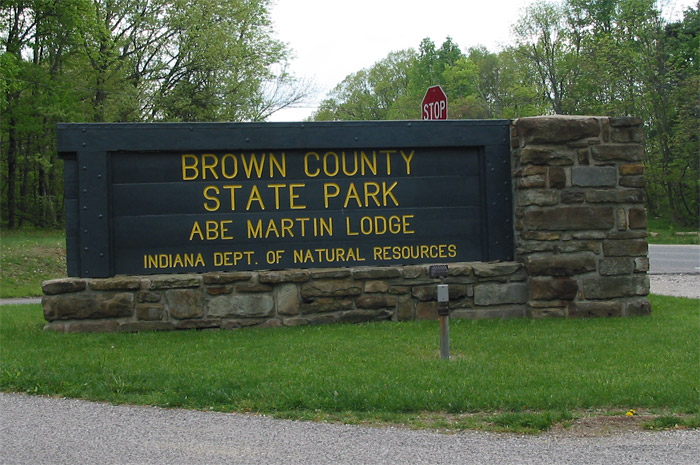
[42,115,651,332]
[42,263,531,333]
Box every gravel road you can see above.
[1,392,698,465]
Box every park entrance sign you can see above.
[58,121,513,278]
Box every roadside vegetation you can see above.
[1,294,697,434]
[0,229,66,298]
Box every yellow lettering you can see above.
[247,219,263,238]
[241,153,265,178]
[304,152,320,177]
[289,183,306,209]
[344,183,362,208]
[246,185,265,210]
[360,151,377,175]
[182,154,199,180]
[202,153,218,180]
[221,154,238,179]
[401,150,414,175]
[203,185,220,212]
[323,183,340,208]
[189,221,204,240]
[364,182,380,207]
[269,152,286,177]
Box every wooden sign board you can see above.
[58,121,513,277]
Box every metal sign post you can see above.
[429,265,450,360]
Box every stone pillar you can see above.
[511,115,650,318]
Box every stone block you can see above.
[43,293,134,320]
[206,285,233,296]
[603,240,648,257]
[474,282,528,306]
[634,257,650,272]
[527,307,567,318]
[569,301,623,318]
[352,268,402,279]
[583,275,649,299]
[609,116,643,127]
[515,116,600,144]
[310,268,352,279]
[525,253,596,276]
[529,278,578,301]
[338,309,392,324]
[616,208,628,231]
[561,190,585,204]
[135,304,164,321]
[356,294,398,309]
[548,167,567,189]
[522,207,614,230]
[599,257,635,276]
[275,283,300,316]
[165,289,205,319]
[202,272,253,284]
[619,164,644,176]
[62,320,121,333]
[136,291,161,303]
[517,190,559,206]
[625,298,651,316]
[401,266,425,279]
[471,262,522,278]
[412,284,471,302]
[572,166,617,187]
[300,279,362,298]
[415,301,438,320]
[452,306,526,320]
[175,319,221,330]
[364,280,390,293]
[300,297,353,314]
[236,282,274,293]
[591,144,644,162]
[628,208,647,229]
[150,275,201,290]
[207,293,274,318]
[396,295,414,321]
[585,189,644,203]
[259,270,311,284]
[517,175,546,189]
[42,278,87,295]
[118,321,176,332]
[89,277,141,291]
[619,175,646,188]
[519,146,575,166]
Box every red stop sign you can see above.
[421,85,448,120]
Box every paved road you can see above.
[1,393,698,465]
[648,244,700,274]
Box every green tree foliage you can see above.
[0,0,309,228]
[311,1,698,225]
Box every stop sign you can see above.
[421,85,448,120]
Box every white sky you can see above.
[269,0,696,121]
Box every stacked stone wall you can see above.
[42,115,650,332]
[512,116,650,318]
[42,264,528,333]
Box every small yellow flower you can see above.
[626,409,637,417]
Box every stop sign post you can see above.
[421,85,448,120]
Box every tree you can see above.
[1,0,310,228]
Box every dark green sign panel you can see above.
[58,121,513,277]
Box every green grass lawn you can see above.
[1,294,698,432]
[0,229,66,298]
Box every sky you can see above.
[268,0,696,121]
